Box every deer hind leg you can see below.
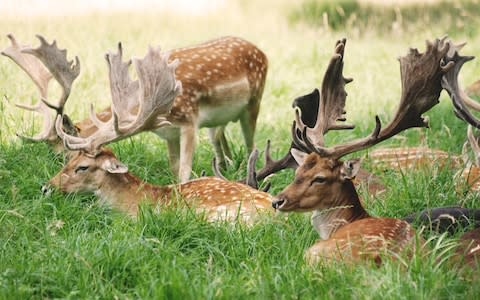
[179,124,197,183]
[239,97,261,153]
[218,127,233,159]
[208,126,232,170]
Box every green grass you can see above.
[289,0,480,37]
[1,0,480,298]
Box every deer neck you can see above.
[95,172,171,215]
[311,180,369,239]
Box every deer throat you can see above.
[94,173,162,215]
[311,182,369,239]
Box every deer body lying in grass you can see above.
[271,37,473,265]
[46,148,273,221]
[36,38,272,222]
[2,34,268,182]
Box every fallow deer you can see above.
[403,206,480,234]
[271,37,470,265]
[2,34,268,182]
[454,227,480,268]
[41,40,272,222]
[466,79,480,97]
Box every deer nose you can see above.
[272,198,286,210]
[41,184,52,196]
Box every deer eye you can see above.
[311,176,326,185]
[75,166,89,173]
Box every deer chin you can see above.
[272,197,304,212]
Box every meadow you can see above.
[1,0,480,298]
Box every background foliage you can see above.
[1,0,479,298]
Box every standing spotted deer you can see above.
[2,35,268,182]
[37,40,273,222]
[270,37,470,265]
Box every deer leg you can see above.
[218,126,233,160]
[209,127,227,170]
[239,102,259,153]
[179,124,197,183]
[167,137,181,177]
[154,127,181,177]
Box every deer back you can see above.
[305,217,417,265]
[47,149,273,222]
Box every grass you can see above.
[289,0,480,37]
[1,0,480,298]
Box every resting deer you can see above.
[270,37,471,265]
[39,39,272,222]
[454,227,480,268]
[2,34,268,182]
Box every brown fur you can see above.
[48,149,273,222]
[274,153,418,265]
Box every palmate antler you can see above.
[1,34,80,141]
[293,37,456,159]
[441,46,480,128]
[247,40,355,181]
[55,43,182,154]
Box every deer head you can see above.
[272,37,463,212]
[46,40,181,193]
[46,148,128,193]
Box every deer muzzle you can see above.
[41,184,52,196]
[272,197,287,210]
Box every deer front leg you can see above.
[153,126,181,178]
[179,124,197,183]
[167,137,180,178]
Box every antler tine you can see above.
[246,149,260,189]
[292,39,355,153]
[441,47,480,128]
[55,42,181,153]
[312,37,455,158]
[254,140,298,181]
[2,34,56,141]
[211,157,228,181]
[22,34,80,112]
[467,125,480,166]
[2,34,52,98]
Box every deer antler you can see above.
[293,39,354,152]
[248,40,355,181]
[1,34,80,141]
[254,140,297,181]
[441,47,480,128]
[466,125,480,166]
[293,37,455,159]
[56,43,182,153]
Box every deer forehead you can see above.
[299,154,340,174]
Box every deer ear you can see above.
[340,159,361,181]
[291,148,307,165]
[101,158,128,174]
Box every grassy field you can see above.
[1,0,480,298]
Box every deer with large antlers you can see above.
[270,37,470,265]
[2,34,268,182]
[36,38,272,222]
